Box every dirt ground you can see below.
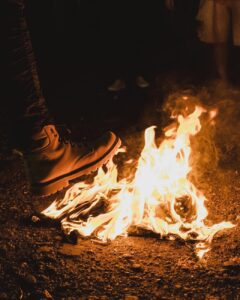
[0,83,240,300]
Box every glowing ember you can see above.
[42,106,235,258]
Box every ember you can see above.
[42,105,235,258]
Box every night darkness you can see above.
[25,0,202,129]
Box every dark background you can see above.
[24,0,201,126]
[27,0,200,82]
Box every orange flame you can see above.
[42,106,234,258]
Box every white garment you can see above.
[197,0,240,46]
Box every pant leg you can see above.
[0,0,52,148]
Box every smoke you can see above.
[161,85,240,180]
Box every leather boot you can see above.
[24,125,121,196]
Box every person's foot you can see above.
[108,79,126,92]
[136,76,149,88]
[24,125,121,196]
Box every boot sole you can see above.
[31,136,121,197]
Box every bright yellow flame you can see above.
[42,106,235,258]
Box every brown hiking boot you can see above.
[24,125,121,196]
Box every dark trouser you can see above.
[0,0,51,149]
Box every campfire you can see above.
[42,104,235,259]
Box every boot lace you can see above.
[55,125,90,148]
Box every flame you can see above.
[42,106,235,258]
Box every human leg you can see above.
[212,2,230,81]
[2,0,121,196]
[197,1,230,81]
[213,43,228,81]
[2,0,51,148]
[231,1,240,81]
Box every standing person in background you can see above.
[197,0,240,84]
[107,0,150,92]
